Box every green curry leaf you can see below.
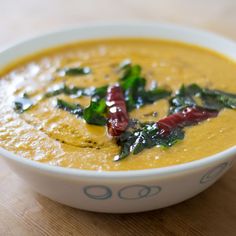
[58,67,91,76]
[83,99,107,126]
[44,84,84,98]
[44,84,107,99]
[119,62,172,111]
[169,84,198,114]
[169,83,236,113]
[115,123,184,161]
[202,89,236,109]
[13,94,34,113]
[56,99,84,117]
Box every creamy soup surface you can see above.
[0,38,236,171]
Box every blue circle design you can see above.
[147,186,162,197]
[138,186,150,198]
[83,185,112,200]
[118,185,162,200]
[200,162,228,184]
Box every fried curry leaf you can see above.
[83,99,107,126]
[142,88,172,104]
[119,62,171,111]
[56,96,108,125]
[56,99,83,117]
[91,85,108,101]
[13,93,34,113]
[46,84,108,125]
[169,83,236,114]
[115,123,184,161]
[82,86,108,126]
[121,75,146,111]
[169,84,200,114]
[58,67,91,76]
[44,84,107,99]
[202,89,236,110]
[44,84,84,98]
[120,64,142,81]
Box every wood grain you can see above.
[0,0,236,235]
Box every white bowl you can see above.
[1,23,236,213]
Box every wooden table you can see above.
[0,1,236,235]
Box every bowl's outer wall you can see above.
[4,154,235,213]
[1,23,236,213]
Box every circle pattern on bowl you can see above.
[200,162,228,184]
[83,185,112,200]
[83,185,162,200]
[118,185,162,200]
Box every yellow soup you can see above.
[0,38,236,171]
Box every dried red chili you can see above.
[106,84,129,136]
[157,107,219,136]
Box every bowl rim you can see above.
[1,146,236,179]
[0,21,236,179]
